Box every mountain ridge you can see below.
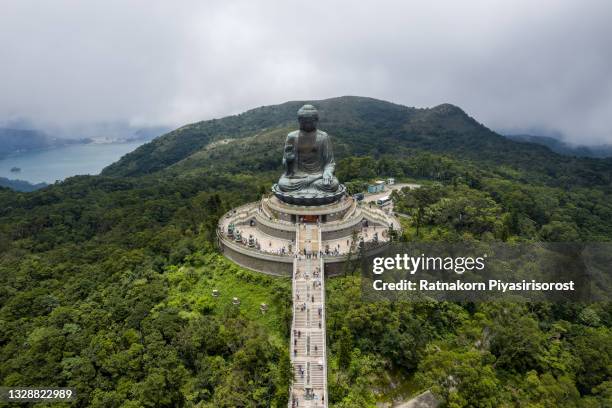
[0,177,48,192]
[0,128,56,158]
[101,96,445,176]
[101,96,612,188]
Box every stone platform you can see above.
[272,183,347,206]
[218,194,400,408]
[217,195,399,277]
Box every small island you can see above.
[10,167,21,173]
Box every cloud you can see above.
[1,0,611,144]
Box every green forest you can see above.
[0,97,610,407]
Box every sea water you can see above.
[0,141,145,184]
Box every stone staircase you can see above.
[289,224,328,408]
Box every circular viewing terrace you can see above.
[217,194,399,276]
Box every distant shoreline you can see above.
[0,138,146,160]
[0,140,146,185]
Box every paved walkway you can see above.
[219,199,399,408]
[289,224,328,408]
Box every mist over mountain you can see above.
[0,123,171,159]
[2,1,612,404]
[0,128,83,158]
[1,95,611,407]
[0,176,47,192]
[45,122,171,143]
[3,1,612,146]
[102,96,612,189]
[506,134,612,158]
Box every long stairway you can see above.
[289,224,328,408]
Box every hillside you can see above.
[0,128,52,158]
[1,97,611,407]
[0,128,92,157]
[0,177,48,192]
[103,96,612,188]
[507,134,612,158]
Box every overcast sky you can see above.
[1,0,611,144]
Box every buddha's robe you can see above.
[277,129,339,193]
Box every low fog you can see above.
[1,0,611,144]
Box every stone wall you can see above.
[323,211,345,222]
[322,223,362,240]
[255,219,296,240]
[219,238,293,277]
[277,211,293,223]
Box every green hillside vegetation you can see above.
[1,96,611,407]
[104,97,612,189]
[337,155,612,241]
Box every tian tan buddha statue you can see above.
[272,104,345,205]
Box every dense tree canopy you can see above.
[1,96,611,406]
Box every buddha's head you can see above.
[297,104,318,132]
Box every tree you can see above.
[490,316,546,373]
[415,347,503,407]
[338,326,353,370]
